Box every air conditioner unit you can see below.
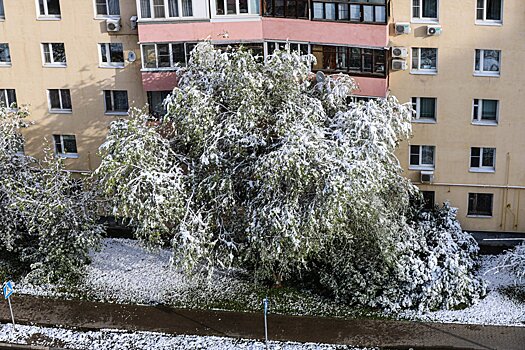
[392,59,407,71]
[427,25,442,36]
[420,171,434,183]
[106,18,121,32]
[395,22,411,35]
[391,47,408,59]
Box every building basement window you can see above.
[53,135,78,158]
[468,193,493,217]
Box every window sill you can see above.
[469,168,495,173]
[409,166,435,171]
[37,16,61,21]
[473,72,500,77]
[94,15,121,20]
[412,118,436,124]
[475,21,502,27]
[57,153,79,159]
[105,111,129,116]
[410,70,437,75]
[137,17,197,23]
[49,109,72,114]
[472,121,498,126]
[466,214,493,219]
[141,68,180,72]
[99,64,125,69]
[0,63,12,67]
[43,64,67,68]
[411,19,439,24]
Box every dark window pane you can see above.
[275,0,284,15]
[52,43,66,63]
[143,45,157,68]
[181,0,192,16]
[61,89,72,109]
[157,44,170,67]
[147,90,171,117]
[62,135,77,154]
[227,0,236,14]
[153,0,165,17]
[168,0,179,16]
[0,43,11,63]
[470,147,480,167]
[49,89,61,109]
[110,43,124,63]
[422,0,437,18]
[481,100,498,120]
[216,0,225,14]
[53,135,63,154]
[264,0,273,15]
[483,50,500,72]
[47,0,61,15]
[421,146,434,165]
[486,0,501,20]
[96,0,108,15]
[239,0,249,13]
[338,4,349,20]
[113,91,129,111]
[104,90,113,111]
[141,0,152,17]
[419,98,435,119]
[286,0,296,17]
[422,191,435,210]
[482,148,495,167]
[297,0,308,17]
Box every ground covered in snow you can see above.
[14,239,525,327]
[0,324,375,350]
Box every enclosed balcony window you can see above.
[263,0,308,18]
[215,0,259,15]
[311,0,387,23]
[139,0,193,19]
[312,45,386,77]
[142,42,197,69]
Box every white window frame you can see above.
[264,41,310,60]
[411,0,439,23]
[476,0,503,25]
[474,49,501,77]
[41,43,67,67]
[411,97,437,123]
[141,42,195,70]
[469,147,496,173]
[409,145,435,170]
[47,89,72,113]
[53,134,79,158]
[94,0,121,18]
[98,43,125,68]
[36,0,61,19]
[411,47,438,75]
[138,0,194,19]
[212,0,259,17]
[472,99,499,125]
[104,90,129,115]
[0,89,16,109]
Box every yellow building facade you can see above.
[389,0,525,233]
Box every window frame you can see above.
[0,43,11,66]
[53,134,79,158]
[214,0,260,16]
[411,97,437,123]
[104,90,129,115]
[469,147,496,173]
[98,43,125,68]
[474,49,501,77]
[265,41,310,59]
[311,1,387,24]
[263,0,309,19]
[409,144,435,170]
[476,0,502,25]
[41,43,67,67]
[412,0,439,22]
[467,192,494,217]
[141,42,196,70]
[311,45,387,78]
[138,0,194,19]
[472,98,499,125]
[94,0,121,18]
[411,47,438,74]
[47,89,72,113]
[37,0,61,19]
[0,89,17,109]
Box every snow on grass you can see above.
[400,255,525,326]
[0,323,375,350]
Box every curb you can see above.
[0,343,64,350]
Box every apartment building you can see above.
[389,0,525,233]
[0,0,145,171]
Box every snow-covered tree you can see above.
[97,42,484,310]
[0,105,102,284]
[495,244,525,282]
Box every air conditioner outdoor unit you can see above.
[427,25,442,36]
[392,59,407,71]
[395,22,411,35]
[391,47,408,59]
[420,171,434,183]
[106,18,121,32]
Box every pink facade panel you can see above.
[352,76,388,97]
[142,72,179,91]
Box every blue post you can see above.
[263,297,269,349]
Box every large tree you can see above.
[97,43,484,310]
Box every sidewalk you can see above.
[0,295,523,350]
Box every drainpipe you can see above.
[501,152,510,231]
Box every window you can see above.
[476,0,502,23]
[216,0,259,15]
[409,145,435,169]
[139,0,193,18]
[141,42,196,69]
[99,43,124,67]
[468,193,493,216]
[48,89,72,112]
[412,0,438,20]
[411,97,436,122]
[474,49,500,76]
[38,0,61,17]
[412,48,437,73]
[470,147,496,172]
[147,91,171,117]
[264,0,308,18]
[53,135,78,157]
[95,0,120,16]
[473,99,498,124]
[311,1,387,23]
[0,89,16,108]
[104,90,129,114]
[0,43,11,65]
[266,42,309,57]
[312,45,386,77]
[422,191,435,211]
[0,0,5,19]
[42,43,66,66]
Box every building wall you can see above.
[0,0,145,171]
[389,0,525,232]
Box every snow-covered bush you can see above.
[96,42,484,310]
[0,105,102,284]
[496,244,525,282]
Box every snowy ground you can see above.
[15,239,525,327]
[0,323,375,350]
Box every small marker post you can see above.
[263,296,269,350]
[3,281,15,332]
